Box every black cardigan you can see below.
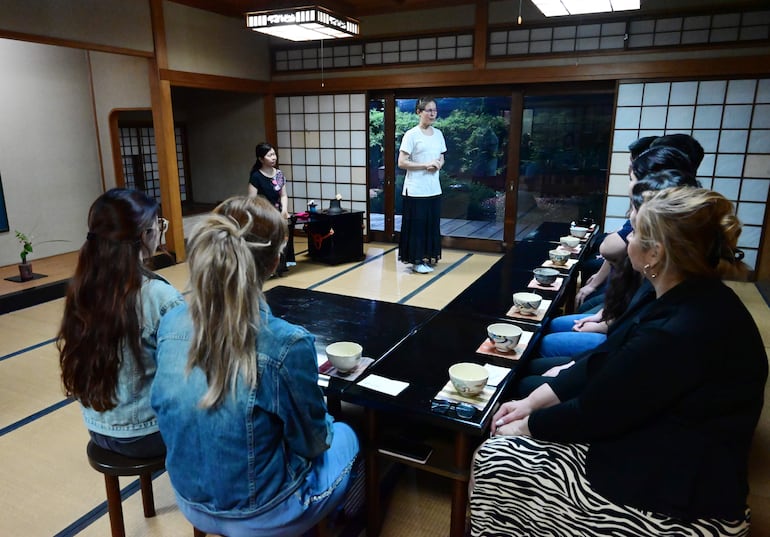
[530,277,767,521]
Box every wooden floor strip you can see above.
[397,253,474,304]
[0,337,56,362]
[0,398,74,437]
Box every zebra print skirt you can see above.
[470,436,750,537]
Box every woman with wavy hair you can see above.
[58,188,184,457]
[473,187,767,536]
[151,196,358,537]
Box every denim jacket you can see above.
[80,275,184,437]
[151,300,334,517]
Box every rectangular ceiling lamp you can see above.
[246,5,360,41]
[532,0,640,17]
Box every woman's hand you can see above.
[425,159,441,172]
[491,399,533,435]
[494,415,530,437]
[575,279,596,306]
[573,311,602,329]
[281,210,290,219]
[491,384,560,436]
[574,321,606,333]
[542,361,575,377]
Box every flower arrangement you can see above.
[15,230,33,264]
[14,230,68,264]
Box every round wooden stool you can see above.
[86,440,165,537]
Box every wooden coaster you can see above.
[475,331,533,361]
[527,277,564,291]
[435,381,495,410]
[541,259,578,271]
[556,244,582,255]
[506,299,552,321]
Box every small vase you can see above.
[18,262,33,281]
[327,199,342,214]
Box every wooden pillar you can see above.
[148,0,185,261]
[264,94,277,145]
[473,0,488,71]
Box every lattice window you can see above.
[273,33,473,72]
[118,125,188,203]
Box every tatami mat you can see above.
[1,242,768,537]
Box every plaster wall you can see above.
[0,39,102,266]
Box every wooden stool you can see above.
[86,441,165,537]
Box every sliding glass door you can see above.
[368,86,613,250]
[516,93,613,237]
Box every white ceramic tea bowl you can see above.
[570,226,589,238]
[486,323,523,353]
[559,235,580,249]
[325,341,363,373]
[549,249,570,266]
[448,362,489,396]
[513,292,542,315]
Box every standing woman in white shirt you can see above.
[397,97,447,274]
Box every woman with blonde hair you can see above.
[151,195,358,537]
[472,187,766,536]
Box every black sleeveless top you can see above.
[248,167,286,211]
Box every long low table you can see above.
[265,221,599,537]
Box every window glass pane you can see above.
[517,94,613,235]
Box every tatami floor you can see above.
[1,239,769,536]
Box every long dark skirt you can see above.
[398,194,441,265]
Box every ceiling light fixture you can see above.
[531,0,640,17]
[246,5,360,41]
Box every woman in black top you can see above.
[248,142,294,273]
[472,187,766,536]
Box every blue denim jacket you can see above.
[151,300,334,517]
[80,276,184,437]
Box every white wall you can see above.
[173,89,265,203]
[0,39,103,266]
[163,1,271,80]
[89,51,153,189]
[0,0,152,52]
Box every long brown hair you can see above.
[58,188,159,411]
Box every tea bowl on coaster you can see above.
[486,323,523,353]
[570,225,589,238]
[513,292,542,315]
[325,341,362,373]
[549,249,570,266]
[533,267,559,286]
[448,362,489,396]
[559,235,580,249]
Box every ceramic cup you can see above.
[549,249,570,266]
[325,341,362,373]
[513,292,542,315]
[533,267,559,286]
[570,226,589,238]
[448,362,489,396]
[486,323,523,353]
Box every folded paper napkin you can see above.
[435,380,495,410]
[318,357,374,381]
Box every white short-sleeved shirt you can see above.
[399,125,447,197]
